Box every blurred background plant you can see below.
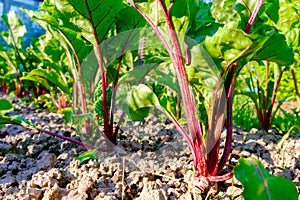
[0,11,72,112]
[214,0,300,135]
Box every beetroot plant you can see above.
[127,0,295,192]
[234,0,299,133]
[23,0,154,148]
[0,11,73,111]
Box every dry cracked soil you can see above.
[0,93,299,199]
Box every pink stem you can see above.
[127,0,172,54]
[156,0,207,176]
[208,171,234,182]
[26,127,94,149]
[217,0,264,174]
[244,0,264,34]
[84,0,109,137]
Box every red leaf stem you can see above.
[84,0,109,138]
[157,0,207,176]
[26,126,94,149]
[244,0,263,34]
[217,0,264,174]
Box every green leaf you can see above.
[132,0,203,52]
[0,99,13,111]
[94,85,112,121]
[21,69,71,96]
[186,1,221,43]
[0,115,20,128]
[234,157,298,200]
[252,30,294,66]
[118,61,179,95]
[286,28,300,51]
[0,115,34,129]
[116,6,147,32]
[277,0,300,32]
[1,11,26,48]
[22,1,93,63]
[203,23,254,70]
[68,0,124,45]
[264,0,279,24]
[130,0,164,29]
[76,148,98,163]
[169,0,189,38]
[118,63,158,86]
[151,69,180,96]
[212,0,238,24]
[61,107,73,124]
[125,84,160,121]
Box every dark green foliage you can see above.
[273,109,300,134]
[125,84,160,121]
[94,85,112,122]
[235,157,298,200]
[0,99,13,111]
[232,95,260,131]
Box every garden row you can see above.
[0,0,299,198]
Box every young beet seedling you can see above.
[128,0,265,192]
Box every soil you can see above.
[0,94,299,200]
